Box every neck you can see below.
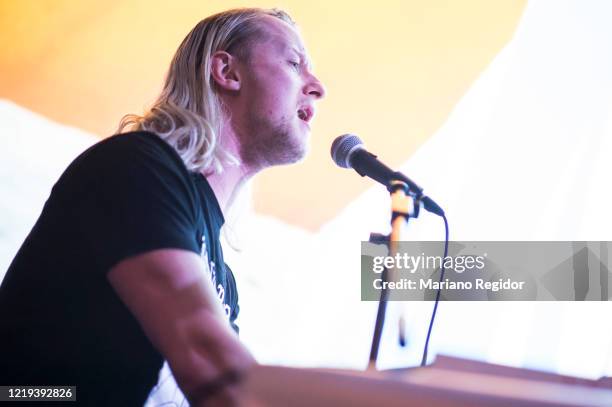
[205,164,252,213]
[203,123,257,213]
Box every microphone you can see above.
[331,134,444,216]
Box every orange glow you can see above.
[0,0,526,230]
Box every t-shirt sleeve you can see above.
[64,133,201,273]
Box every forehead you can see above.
[256,15,307,57]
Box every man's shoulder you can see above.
[53,131,194,199]
[67,131,187,177]
[88,131,181,164]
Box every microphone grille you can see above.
[331,134,363,168]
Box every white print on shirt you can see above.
[144,362,187,407]
[200,235,231,319]
[144,235,232,406]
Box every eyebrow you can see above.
[290,46,313,71]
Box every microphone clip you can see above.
[388,179,421,222]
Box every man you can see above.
[0,7,325,406]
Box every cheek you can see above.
[256,85,297,118]
[246,67,300,117]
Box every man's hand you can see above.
[107,249,256,406]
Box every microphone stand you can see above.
[367,180,420,370]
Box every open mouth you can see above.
[297,106,313,123]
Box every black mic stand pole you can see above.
[368,180,420,370]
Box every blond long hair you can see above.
[117,8,294,175]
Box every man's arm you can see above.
[107,248,255,406]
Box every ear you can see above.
[210,51,241,92]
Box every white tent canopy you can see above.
[2,0,612,390]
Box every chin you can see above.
[241,124,310,168]
[268,123,308,161]
[275,141,308,165]
[289,130,310,159]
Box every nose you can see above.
[304,73,326,100]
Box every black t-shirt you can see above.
[0,131,239,405]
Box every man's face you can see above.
[231,16,326,169]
